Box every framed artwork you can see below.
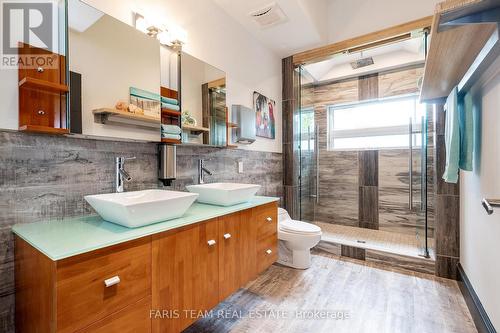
[253,91,276,139]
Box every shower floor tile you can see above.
[314,222,435,260]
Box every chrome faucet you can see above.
[115,156,136,193]
[198,159,213,184]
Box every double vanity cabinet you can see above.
[13,198,278,333]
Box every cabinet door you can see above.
[218,212,241,300]
[56,237,151,333]
[152,219,219,333]
[77,297,151,333]
[239,209,258,283]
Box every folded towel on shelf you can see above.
[129,87,160,101]
[459,92,474,171]
[161,96,179,105]
[443,86,460,184]
[161,132,181,140]
[161,124,182,135]
[162,102,180,111]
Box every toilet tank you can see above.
[278,208,291,222]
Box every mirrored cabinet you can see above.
[0,0,232,149]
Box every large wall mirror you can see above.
[68,0,163,141]
[180,52,227,146]
[0,0,228,147]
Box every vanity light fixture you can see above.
[133,12,187,46]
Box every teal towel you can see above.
[161,124,181,135]
[129,87,160,101]
[161,96,179,105]
[443,87,460,183]
[162,103,180,111]
[459,92,473,171]
[161,132,181,140]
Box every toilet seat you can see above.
[279,219,321,235]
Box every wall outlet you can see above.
[238,161,244,173]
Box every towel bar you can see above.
[481,198,500,215]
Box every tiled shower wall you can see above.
[300,66,435,237]
[0,130,282,333]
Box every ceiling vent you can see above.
[350,57,374,69]
[249,3,287,29]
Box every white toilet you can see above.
[277,208,322,269]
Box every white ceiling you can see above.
[212,0,329,56]
[303,37,425,83]
[68,0,104,33]
[212,0,439,57]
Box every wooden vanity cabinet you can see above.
[151,207,272,333]
[218,212,244,300]
[15,236,152,333]
[15,202,278,333]
[151,218,220,333]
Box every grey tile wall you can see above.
[0,130,282,333]
[282,57,300,218]
[316,150,359,226]
[358,150,379,230]
[378,148,435,237]
[433,104,460,280]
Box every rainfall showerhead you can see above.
[350,57,374,69]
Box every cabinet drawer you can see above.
[56,237,151,333]
[77,297,151,333]
[257,233,278,274]
[19,54,64,84]
[19,88,64,128]
[253,202,278,240]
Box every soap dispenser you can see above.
[158,144,176,186]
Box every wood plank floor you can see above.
[184,250,476,333]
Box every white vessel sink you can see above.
[84,189,199,228]
[186,183,261,206]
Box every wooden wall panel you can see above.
[379,66,424,98]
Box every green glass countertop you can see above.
[12,196,279,261]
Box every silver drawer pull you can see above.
[223,233,231,239]
[207,239,216,246]
[104,276,120,287]
[37,67,44,73]
[37,110,45,115]
[266,249,272,255]
[266,217,272,222]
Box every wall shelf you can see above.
[420,0,500,102]
[19,77,69,93]
[19,125,69,135]
[161,109,181,117]
[161,138,181,144]
[93,108,160,130]
[182,124,210,135]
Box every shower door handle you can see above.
[420,116,425,211]
[408,118,413,211]
[315,124,319,204]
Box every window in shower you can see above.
[327,95,426,150]
[299,108,315,151]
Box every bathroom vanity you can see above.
[13,197,278,333]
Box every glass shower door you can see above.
[413,107,430,258]
[409,101,431,258]
[297,66,318,222]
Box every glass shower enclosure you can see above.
[296,66,432,258]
